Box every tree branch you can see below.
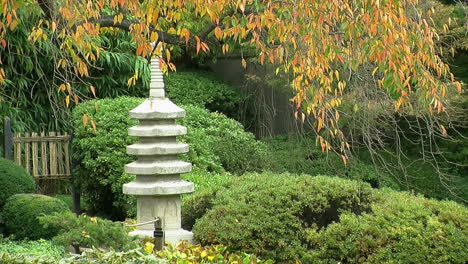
[87,16,200,47]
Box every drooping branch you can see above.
[86,15,216,48]
[37,0,55,20]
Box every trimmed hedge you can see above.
[0,158,36,208]
[2,194,69,240]
[72,97,268,219]
[193,173,374,262]
[306,190,468,263]
[189,172,468,263]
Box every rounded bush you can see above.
[165,70,245,119]
[306,190,468,264]
[193,173,374,262]
[2,194,70,240]
[0,158,36,208]
[179,105,270,174]
[72,97,268,219]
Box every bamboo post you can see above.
[3,117,13,160]
[63,132,71,176]
[49,132,57,176]
[41,131,48,176]
[32,132,39,177]
[56,132,64,175]
[70,132,81,214]
[25,132,30,173]
[14,133,21,165]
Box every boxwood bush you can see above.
[306,190,468,264]
[2,194,69,240]
[192,173,374,262]
[0,158,36,209]
[72,97,268,219]
[190,172,468,263]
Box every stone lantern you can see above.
[123,56,194,244]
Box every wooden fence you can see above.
[3,117,72,180]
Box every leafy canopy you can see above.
[0,0,462,159]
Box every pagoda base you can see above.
[129,228,194,245]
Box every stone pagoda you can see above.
[123,56,194,244]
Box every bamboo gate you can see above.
[3,117,73,195]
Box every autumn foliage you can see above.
[0,0,462,160]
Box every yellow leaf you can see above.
[144,242,155,254]
[214,27,222,39]
[439,125,448,137]
[65,95,70,107]
[242,58,247,69]
[168,27,177,34]
[200,250,207,258]
[51,21,56,33]
[166,49,171,62]
[150,31,158,42]
[58,83,66,92]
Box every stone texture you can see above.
[129,99,185,119]
[123,56,194,243]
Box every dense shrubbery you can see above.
[0,158,36,208]
[193,173,374,262]
[165,70,246,119]
[2,194,69,240]
[179,105,269,174]
[0,237,65,259]
[72,97,141,219]
[157,241,272,263]
[187,172,468,263]
[39,211,138,252]
[263,135,397,189]
[72,97,268,219]
[306,190,468,263]
[0,242,270,264]
[0,249,164,264]
[181,169,234,230]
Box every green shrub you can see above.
[193,173,374,262]
[0,237,65,258]
[72,97,267,219]
[306,190,468,264]
[264,135,397,189]
[0,158,36,208]
[0,249,164,264]
[181,169,234,230]
[2,194,69,240]
[165,70,246,119]
[0,242,271,264]
[72,97,141,219]
[179,105,270,174]
[39,211,138,252]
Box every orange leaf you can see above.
[91,120,97,131]
[83,114,89,127]
[341,155,347,166]
[90,85,96,97]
